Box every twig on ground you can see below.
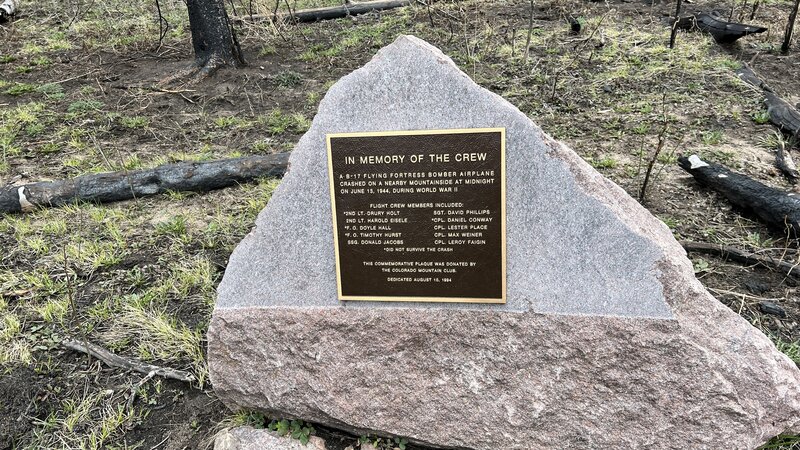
[681,240,800,278]
[127,370,157,409]
[63,338,196,383]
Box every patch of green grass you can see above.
[274,70,303,87]
[260,109,310,135]
[258,45,277,57]
[67,100,104,115]
[701,130,723,146]
[4,82,36,96]
[0,312,22,342]
[26,122,45,137]
[65,239,126,271]
[35,297,70,324]
[0,55,15,63]
[121,154,143,170]
[752,109,771,125]
[29,388,146,449]
[36,82,65,100]
[213,116,252,129]
[774,339,799,366]
[759,434,800,449]
[103,304,206,384]
[170,256,216,304]
[31,56,52,67]
[120,116,149,129]
[155,215,188,237]
[589,156,618,169]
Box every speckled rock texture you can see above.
[209,35,800,449]
[214,426,327,450]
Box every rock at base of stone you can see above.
[214,427,327,450]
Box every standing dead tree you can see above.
[639,93,669,202]
[783,0,799,52]
[187,0,244,75]
[161,0,245,82]
[669,0,684,48]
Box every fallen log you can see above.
[735,64,773,92]
[681,240,800,278]
[63,338,196,383]
[0,153,289,214]
[675,12,767,43]
[775,137,799,182]
[677,154,800,235]
[765,91,800,139]
[0,0,18,22]
[735,65,800,139]
[232,0,412,23]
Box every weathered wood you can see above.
[0,154,289,214]
[735,63,773,92]
[681,240,800,278]
[776,138,799,181]
[232,0,413,23]
[782,0,800,52]
[736,64,800,139]
[670,0,684,48]
[678,154,800,235]
[765,91,800,139]
[675,12,767,43]
[63,339,196,383]
[0,0,18,22]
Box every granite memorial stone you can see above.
[208,35,800,449]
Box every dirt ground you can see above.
[1,0,799,448]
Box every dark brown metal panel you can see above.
[326,128,506,303]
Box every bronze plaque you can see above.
[326,128,506,303]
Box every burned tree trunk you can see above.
[678,154,800,236]
[783,0,799,53]
[736,65,800,140]
[185,0,245,77]
[0,154,288,214]
[674,12,767,43]
[0,0,18,22]
[231,0,414,23]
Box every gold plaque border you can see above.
[326,127,507,304]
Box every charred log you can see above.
[735,64,773,92]
[677,154,800,235]
[232,0,413,23]
[0,154,289,215]
[0,0,18,22]
[675,12,767,43]
[783,0,799,52]
[765,91,800,139]
[775,139,799,182]
[736,65,800,140]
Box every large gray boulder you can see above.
[208,35,800,449]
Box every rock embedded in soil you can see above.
[208,35,800,449]
[214,427,327,450]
